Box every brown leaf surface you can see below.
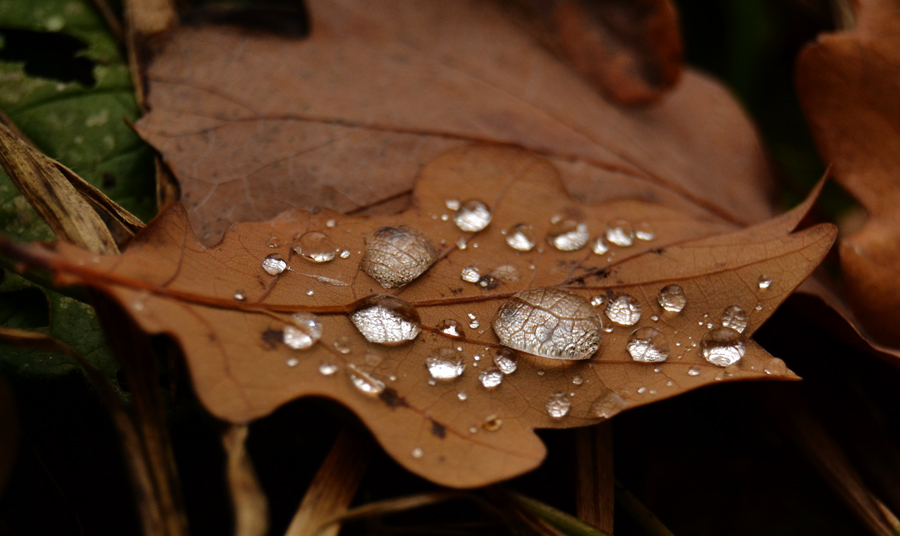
[136,0,774,246]
[1,145,835,487]
[796,0,900,347]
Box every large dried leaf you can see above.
[0,145,835,487]
[136,0,774,245]
[796,0,900,348]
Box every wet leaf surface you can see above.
[0,145,835,487]
[136,0,775,246]
[796,0,900,349]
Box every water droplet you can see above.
[492,287,603,360]
[411,447,423,459]
[456,238,467,250]
[603,325,614,333]
[333,335,351,354]
[446,198,461,211]
[590,391,626,419]
[483,415,503,431]
[626,327,669,363]
[461,266,481,283]
[365,350,383,366]
[605,220,634,247]
[763,357,787,375]
[591,236,610,255]
[572,375,584,385]
[657,284,687,313]
[688,366,701,376]
[547,220,590,251]
[720,305,749,333]
[469,319,480,329]
[340,250,351,259]
[469,426,478,433]
[755,303,764,312]
[505,223,536,251]
[477,275,498,289]
[605,295,642,326]
[479,369,503,388]
[325,219,336,228]
[635,222,655,241]
[537,370,545,376]
[758,275,772,290]
[293,232,336,263]
[454,199,492,232]
[266,234,280,248]
[318,362,339,376]
[493,348,518,374]
[650,315,659,322]
[637,386,647,394]
[347,364,384,396]
[700,328,746,367]
[426,348,465,380]
[283,312,324,350]
[350,295,421,345]
[362,226,438,288]
[545,393,571,418]
[286,357,299,367]
[666,380,674,386]
[437,319,465,338]
[491,265,521,282]
[262,254,287,275]
[591,295,607,308]
[457,392,467,401]
[234,290,246,301]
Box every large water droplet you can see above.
[657,284,687,313]
[283,312,323,350]
[758,275,772,290]
[347,364,385,396]
[605,220,634,247]
[426,347,465,380]
[505,224,536,252]
[590,391,626,419]
[262,254,287,275]
[764,357,787,376]
[460,266,480,283]
[635,222,655,241]
[454,200,492,232]
[492,287,603,360]
[720,305,749,333]
[546,393,571,418]
[437,319,465,338]
[493,348,518,374]
[293,231,336,263]
[700,327,746,367]
[591,236,610,255]
[479,369,503,388]
[605,295,641,325]
[626,327,670,363]
[350,295,421,345]
[362,226,438,289]
[547,220,589,251]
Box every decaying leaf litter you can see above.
[1,0,900,532]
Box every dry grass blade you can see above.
[309,491,468,536]
[222,425,268,536]
[575,423,614,533]
[286,427,371,536]
[613,480,676,536]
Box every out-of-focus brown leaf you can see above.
[0,144,835,487]
[796,0,900,348]
[512,0,683,106]
[136,0,773,246]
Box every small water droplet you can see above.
[479,369,503,388]
[635,222,655,241]
[477,275,498,289]
[318,362,339,376]
[362,226,438,288]
[441,214,449,221]
[666,380,674,387]
[326,219,336,228]
[755,303,764,312]
[590,391,626,419]
[491,264,521,282]
[426,348,465,380]
[333,335,351,354]
[547,220,590,251]
[347,364,384,396]
[437,319,465,338]
[340,250,351,259]
[603,325,614,333]
[457,392,468,401]
[591,295,607,307]
[469,319,480,329]
[688,366,701,376]
[483,415,503,431]
[461,266,481,283]
[262,254,287,275]
[286,357,299,367]
[234,290,246,301]
[720,305,749,333]
[627,327,669,362]
[537,370,545,376]
[445,198,461,211]
[637,386,647,394]
[650,315,659,322]
[546,393,571,418]
[706,322,714,329]
[306,290,314,296]
[505,224,536,252]
[469,426,478,434]
[283,312,324,350]
[266,234,280,248]
[657,284,687,313]
[454,200,492,232]
[605,295,642,326]
[294,232,336,263]
[492,287,603,360]
[493,348,518,374]
[758,275,772,289]
[365,350,383,366]
[591,236,610,255]
[572,375,584,386]
[764,357,787,376]
[411,447,423,459]
[653,366,661,373]
[605,220,634,247]
[700,328,746,367]
[350,295,421,345]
